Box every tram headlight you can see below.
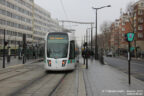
[48,60,51,66]
[62,60,67,67]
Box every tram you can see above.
[44,32,76,71]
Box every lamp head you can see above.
[107,5,111,7]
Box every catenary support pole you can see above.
[3,29,6,68]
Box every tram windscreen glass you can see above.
[47,33,68,58]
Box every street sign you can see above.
[130,47,135,51]
[125,32,135,85]
[127,33,135,42]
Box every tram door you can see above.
[69,41,75,64]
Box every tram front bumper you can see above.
[44,63,75,71]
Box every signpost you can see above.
[130,47,135,52]
[125,32,135,85]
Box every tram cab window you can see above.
[69,41,75,59]
[47,33,68,58]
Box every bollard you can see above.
[99,49,104,64]
[86,57,88,69]
[86,47,88,69]
[101,55,104,64]
[7,46,11,63]
[7,55,10,63]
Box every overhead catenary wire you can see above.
[59,0,68,19]
[59,0,72,29]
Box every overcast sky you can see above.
[35,0,138,46]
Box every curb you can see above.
[104,60,144,84]
[0,58,43,71]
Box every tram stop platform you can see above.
[79,58,144,96]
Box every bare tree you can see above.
[99,21,112,52]
[126,1,137,58]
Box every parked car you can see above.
[106,52,113,57]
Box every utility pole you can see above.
[3,29,8,68]
[23,34,26,64]
[95,8,98,59]
[86,26,94,51]
[15,36,16,58]
[83,35,86,64]
[118,30,120,56]
[3,29,6,68]
[91,24,93,52]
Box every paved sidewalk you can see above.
[80,58,144,96]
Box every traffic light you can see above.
[124,34,128,42]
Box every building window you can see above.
[138,25,143,30]
[138,10,143,15]
[138,17,143,23]
[0,0,5,5]
[122,22,125,25]
[138,33,143,38]
[125,18,129,22]
[122,33,125,37]
[141,3,144,7]
[134,28,137,33]
[134,12,136,17]
[29,0,34,2]
[122,28,125,31]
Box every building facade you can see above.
[133,0,144,52]
[0,0,63,50]
[108,0,144,56]
[119,13,132,49]
[110,19,120,53]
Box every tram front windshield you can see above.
[47,33,68,58]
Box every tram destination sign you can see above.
[48,34,68,40]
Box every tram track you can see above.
[10,73,48,96]
[0,65,41,82]
[48,73,68,96]
[0,60,72,96]
[9,72,68,96]
[0,60,43,82]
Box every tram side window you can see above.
[69,41,75,59]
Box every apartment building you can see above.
[119,13,132,49]
[0,0,33,49]
[33,4,62,44]
[0,0,62,50]
[110,19,120,52]
[109,0,144,54]
[133,0,144,51]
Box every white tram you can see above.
[44,32,76,71]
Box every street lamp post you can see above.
[91,24,93,52]
[86,26,95,52]
[86,28,89,44]
[92,5,111,60]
